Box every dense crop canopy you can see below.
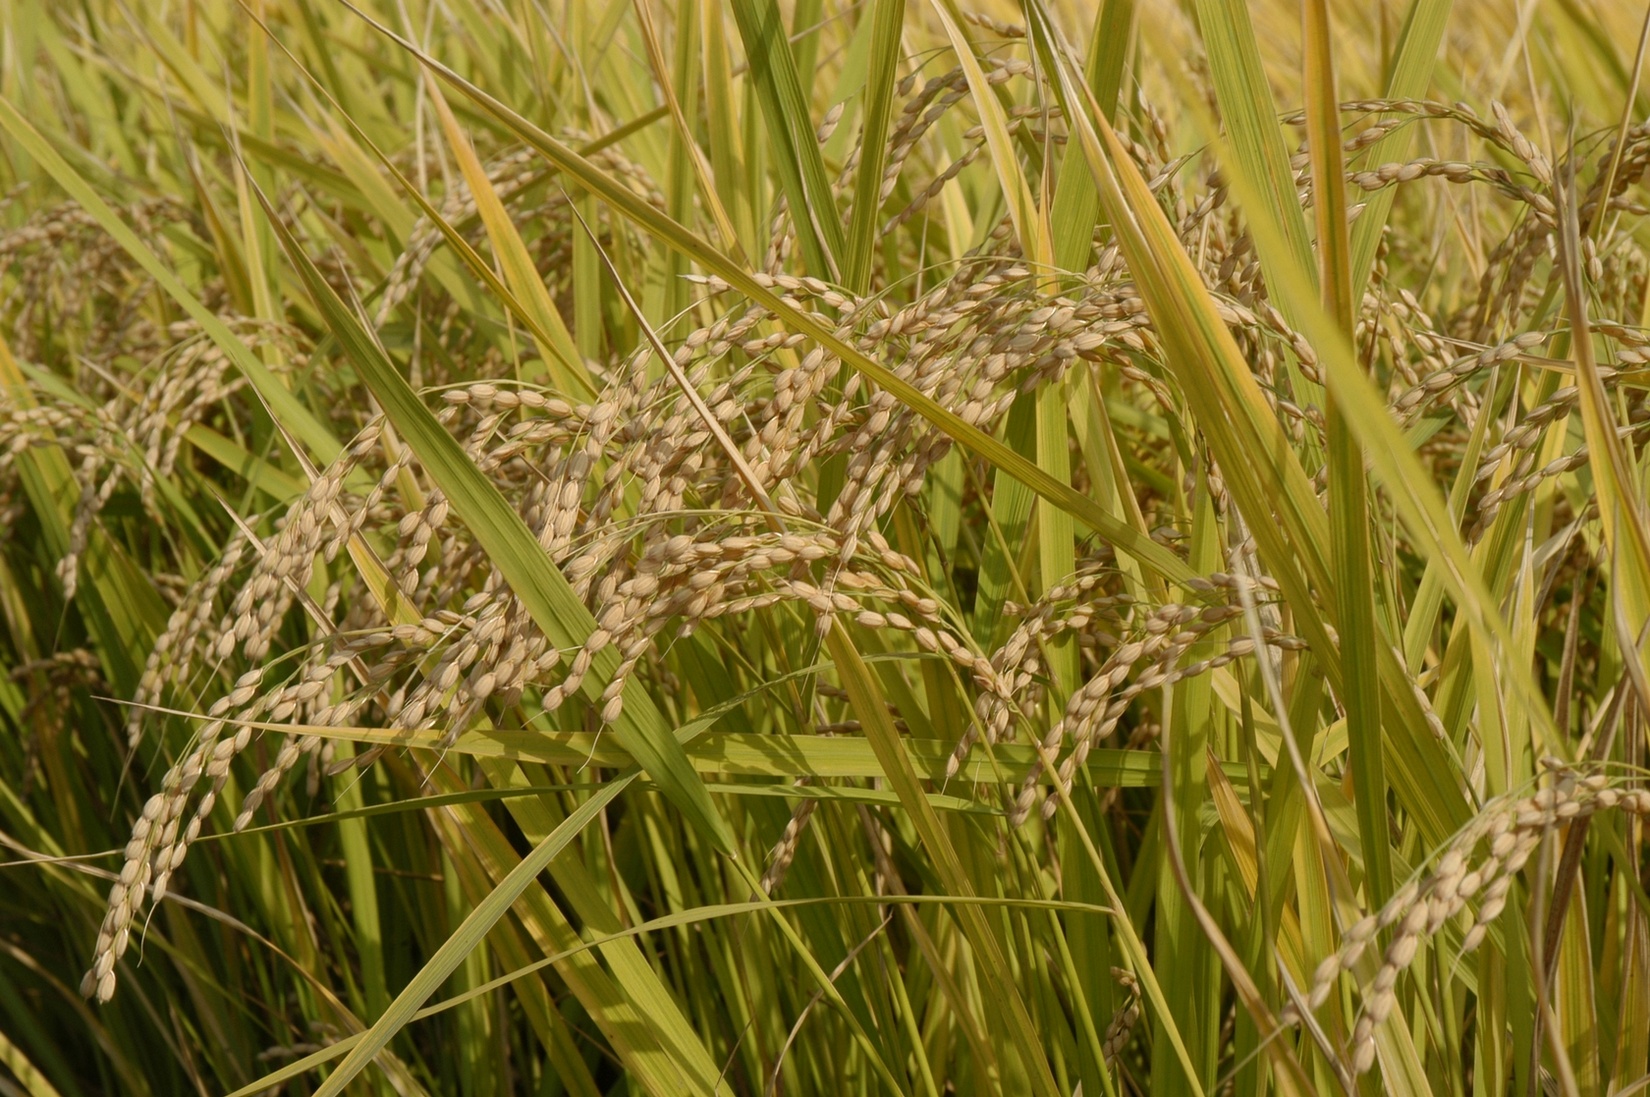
[2,1,1649,1094]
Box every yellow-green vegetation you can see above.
[4,0,1650,1092]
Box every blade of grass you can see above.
[630,0,744,259]
[843,0,906,292]
[309,768,633,1097]
[1048,0,1134,273]
[1555,141,1650,688]
[1189,0,1314,305]
[929,0,1047,267]
[727,0,844,279]
[1349,0,1454,298]
[144,710,1206,787]
[1303,0,1392,906]
[422,73,594,396]
[828,620,1061,1097]
[0,1026,64,1097]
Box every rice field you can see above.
[1,0,1649,1093]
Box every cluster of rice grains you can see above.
[0,23,1640,1084]
[1299,761,1649,1075]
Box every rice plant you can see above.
[2,0,1650,1093]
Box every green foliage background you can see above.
[2,0,1649,1094]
